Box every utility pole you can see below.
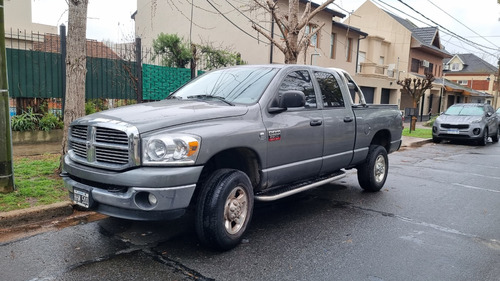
[0,0,15,193]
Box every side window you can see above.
[314,71,344,108]
[278,70,316,108]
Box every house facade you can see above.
[4,0,57,49]
[443,54,498,108]
[133,0,366,74]
[346,0,457,116]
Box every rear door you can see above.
[262,70,324,187]
[313,70,355,175]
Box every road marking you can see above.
[470,173,500,180]
[453,183,500,193]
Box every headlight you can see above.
[142,134,201,166]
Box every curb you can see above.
[0,201,74,228]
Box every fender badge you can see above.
[268,130,281,142]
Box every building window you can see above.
[346,38,353,62]
[379,56,385,65]
[358,51,366,73]
[451,63,460,71]
[305,24,318,47]
[458,80,468,85]
[425,63,434,75]
[330,33,336,59]
[411,58,420,73]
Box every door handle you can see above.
[344,116,353,123]
[310,119,323,126]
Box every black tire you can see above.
[195,169,254,251]
[479,127,488,146]
[492,127,499,143]
[432,136,441,143]
[357,145,389,192]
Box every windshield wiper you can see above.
[187,95,234,106]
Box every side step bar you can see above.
[255,170,346,202]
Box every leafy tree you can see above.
[153,33,192,68]
[397,74,435,131]
[251,0,334,64]
[199,44,245,70]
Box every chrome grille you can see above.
[96,127,128,145]
[69,124,139,170]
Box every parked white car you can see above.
[432,103,499,146]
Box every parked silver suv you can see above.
[432,103,499,146]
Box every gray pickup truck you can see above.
[62,65,403,250]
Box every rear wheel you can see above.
[195,169,254,251]
[357,145,388,192]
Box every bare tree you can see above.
[397,74,435,131]
[60,0,88,170]
[251,0,334,64]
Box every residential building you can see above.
[345,0,459,116]
[4,0,57,49]
[443,54,498,108]
[132,0,366,73]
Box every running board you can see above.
[255,170,346,202]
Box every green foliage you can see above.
[11,108,63,132]
[0,154,67,212]
[153,33,192,68]
[200,45,245,70]
[39,113,64,132]
[10,108,40,132]
[85,98,108,115]
[425,116,438,127]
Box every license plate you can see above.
[447,129,460,134]
[74,188,90,208]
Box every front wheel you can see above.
[195,169,254,251]
[478,127,488,146]
[492,127,499,143]
[357,145,389,192]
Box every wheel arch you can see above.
[192,147,261,204]
[370,129,391,152]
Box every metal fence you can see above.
[5,29,205,115]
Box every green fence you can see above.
[7,48,137,100]
[7,48,203,102]
[7,49,63,98]
[142,64,204,100]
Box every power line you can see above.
[205,0,269,45]
[426,0,499,49]
[394,0,499,52]
[373,0,499,60]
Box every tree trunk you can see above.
[59,0,88,171]
[411,99,418,131]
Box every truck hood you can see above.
[76,99,249,133]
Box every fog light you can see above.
[473,128,481,135]
[148,193,158,205]
[432,126,437,133]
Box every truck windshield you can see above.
[169,67,279,105]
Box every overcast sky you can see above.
[31,0,499,65]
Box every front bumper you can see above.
[62,155,203,220]
[432,124,484,141]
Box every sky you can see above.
[31,0,500,65]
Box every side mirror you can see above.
[269,90,305,113]
[486,112,493,117]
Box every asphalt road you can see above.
[1,140,499,281]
